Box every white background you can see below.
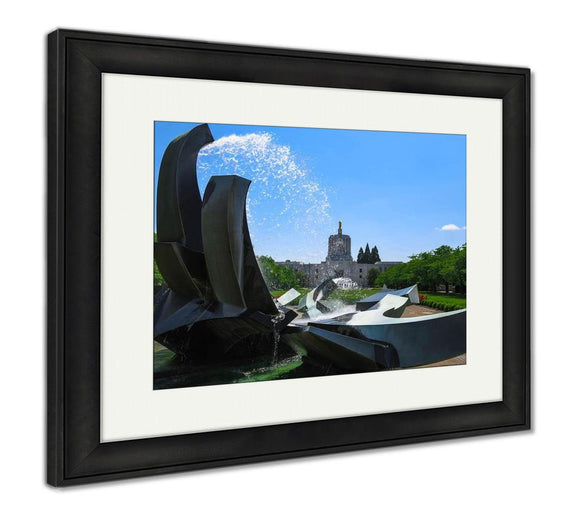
[1,1,576,507]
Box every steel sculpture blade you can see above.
[297,278,338,317]
[367,293,410,317]
[323,294,410,326]
[155,123,214,306]
[276,288,301,306]
[201,175,279,315]
[355,283,419,311]
[282,325,399,371]
[156,123,213,249]
[312,309,466,367]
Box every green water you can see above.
[153,342,337,390]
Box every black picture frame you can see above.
[47,29,530,486]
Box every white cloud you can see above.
[436,224,467,231]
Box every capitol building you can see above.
[277,222,402,288]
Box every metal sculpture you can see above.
[155,124,213,300]
[154,125,215,333]
[297,278,338,317]
[282,325,400,371]
[333,294,410,324]
[355,283,419,311]
[201,175,279,316]
[312,309,466,367]
[153,125,291,360]
[276,288,301,306]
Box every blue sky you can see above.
[154,121,466,263]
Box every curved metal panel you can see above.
[355,284,419,311]
[202,175,278,315]
[314,310,466,367]
[156,123,213,249]
[297,278,337,315]
[155,124,215,302]
[282,326,399,371]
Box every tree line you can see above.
[357,243,380,263]
[373,244,466,293]
[257,255,301,290]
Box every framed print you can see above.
[47,29,530,486]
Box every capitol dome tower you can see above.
[326,221,353,262]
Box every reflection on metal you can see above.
[312,309,466,368]
[155,125,215,328]
[202,175,278,315]
[155,298,217,339]
[157,124,212,250]
[154,243,209,300]
[297,278,338,317]
[355,283,419,311]
[155,124,214,302]
[333,277,359,289]
[329,294,410,325]
[283,326,399,371]
[276,288,301,306]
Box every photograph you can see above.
[153,121,468,390]
[43,24,532,488]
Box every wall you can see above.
[2,1,576,507]
[278,259,399,287]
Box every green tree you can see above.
[453,244,467,293]
[374,244,466,293]
[375,267,389,287]
[257,256,299,290]
[371,245,380,262]
[294,270,309,288]
[363,243,371,263]
[357,247,364,263]
[367,267,380,287]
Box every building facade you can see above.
[278,222,402,288]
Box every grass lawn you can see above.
[420,291,466,309]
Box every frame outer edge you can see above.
[58,420,527,486]
[49,28,531,76]
[46,29,66,487]
[501,73,529,427]
[46,29,532,485]
[524,69,531,430]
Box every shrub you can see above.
[420,299,462,312]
